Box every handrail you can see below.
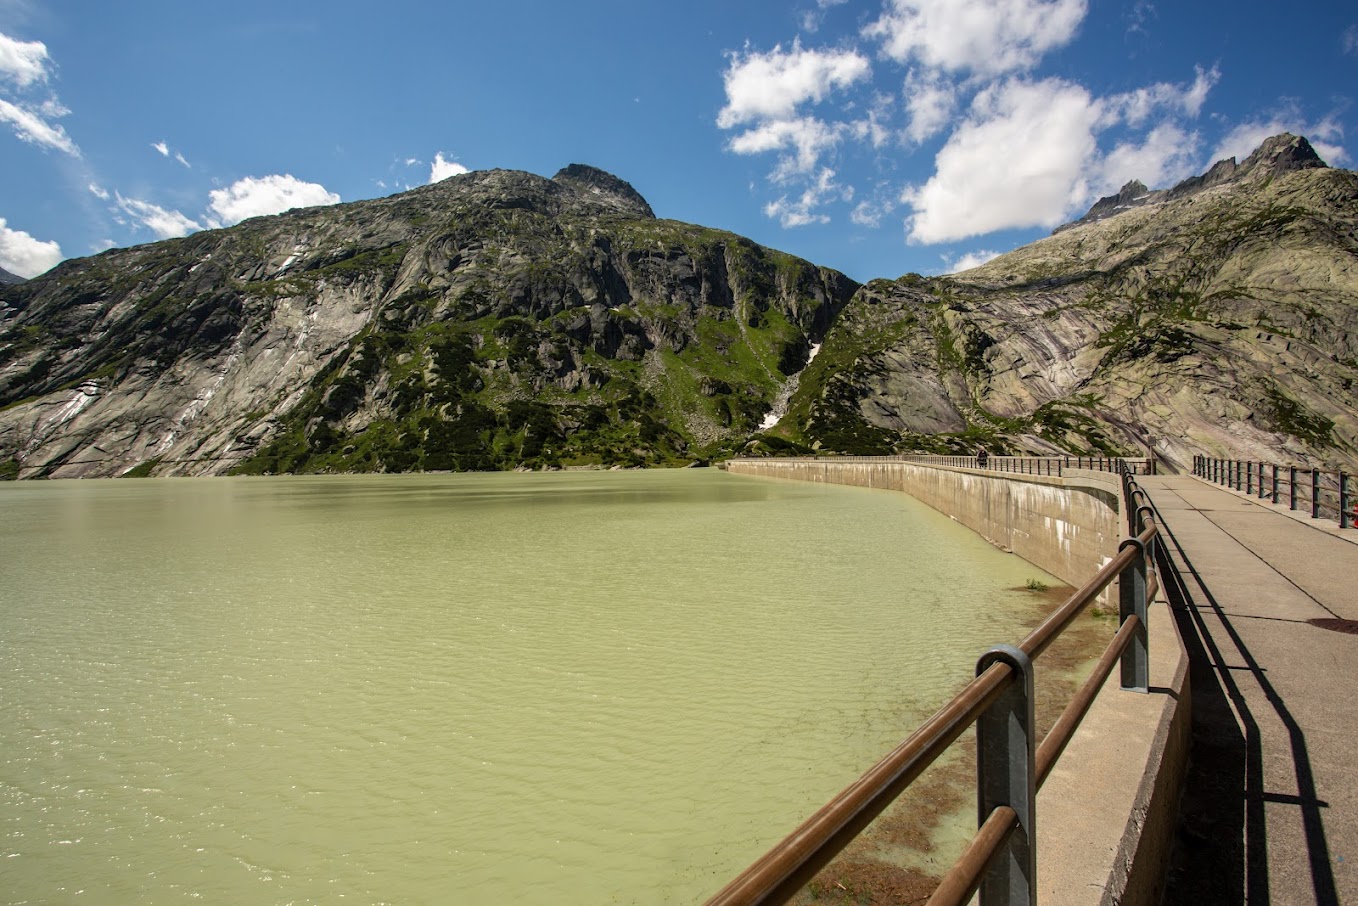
[726,454,1156,476]
[705,465,1160,905]
[1193,454,1353,529]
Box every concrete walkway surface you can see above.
[1141,475,1358,904]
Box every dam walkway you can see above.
[1141,475,1358,904]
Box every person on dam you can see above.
[976,446,989,468]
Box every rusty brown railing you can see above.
[705,467,1159,906]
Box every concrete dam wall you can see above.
[724,458,1125,590]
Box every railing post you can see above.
[976,645,1036,906]
[1271,464,1279,504]
[1118,537,1150,693]
[1312,469,1321,519]
[1289,466,1298,510]
[1341,473,1351,529]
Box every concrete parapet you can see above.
[725,459,1123,600]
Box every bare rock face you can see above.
[0,167,857,478]
[783,134,1358,471]
[0,267,23,286]
[3,134,1353,478]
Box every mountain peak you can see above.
[1236,132,1327,180]
[1058,133,1331,233]
[552,165,655,219]
[0,266,25,285]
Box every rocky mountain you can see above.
[774,134,1358,472]
[0,267,24,286]
[3,135,1355,480]
[0,166,856,478]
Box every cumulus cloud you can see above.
[1098,122,1200,192]
[0,31,78,156]
[1211,112,1348,166]
[717,39,870,128]
[903,70,957,143]
[0,96,76,154]
[429,152,468,183]
[904,78,1103,243]
[207,174,340,225]
[1110,66,1218,127]
[865,0,1087,76]
[0,31,48,87]
[764,167,846,227]
[943,248,1000,272]
[115,193,201,239]
[728,116,846,177]
[0,215,61,277]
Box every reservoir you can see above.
[1,469,1059,903]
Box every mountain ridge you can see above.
[2,134,1355,479]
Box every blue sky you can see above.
[1,0,1354,283]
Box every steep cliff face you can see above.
[4,136,1354,479]
[0,166,857,477]
[782,135,1358,471]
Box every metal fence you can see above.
[728,454,1156,476]
[1193,455,1353,529]
[704,467,1160,905]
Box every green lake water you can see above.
[0,469,1057,904]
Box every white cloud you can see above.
[850,197,897,227]
[429,151,468,183]
[152,140,191,167]
[0,96,77,155]
[865,0,1087,76]
[207,174,340,225]
[1099,122,1200,193]
[728,116,845,177]
[943,248,1000,272]
[903,70,957,143]
[1343,25,1358,55]
[904,78,1102,243]
[91,238,115,253]
[764,167,845,227]
[1111,65,1218,127]
[1212,112,1347,167]
[0,215,61,277]
[0,31,49,87]
[717,39,870,128]
[88,182,109,200]
[800,0,850,33]
[115,193,201,239]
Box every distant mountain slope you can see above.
[4,136,1355,480]
[0,267,24,286]
[0,166,856,478]
[777,134,1358,471]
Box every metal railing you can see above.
[705,467,1160,905]
[728,454,1155,476]
[1193,455,1353,529]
